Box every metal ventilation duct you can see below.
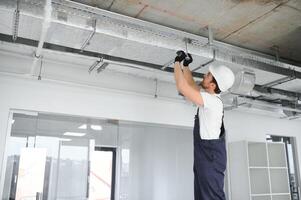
[0,0,300,79]
[0,0,301,118]
[230,69,256,95]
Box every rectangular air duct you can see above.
[230,69,256,95]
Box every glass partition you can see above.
[1,112,118,200]
[2,111,210,200]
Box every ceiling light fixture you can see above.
[78,124,102,131]
[58,138,72,142]
[78,124,87,129]
[91,125,102,131]
[63,132,86,137]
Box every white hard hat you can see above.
[209,65,235,92]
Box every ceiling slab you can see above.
[286,0,301,10]
[70,0,301,63]
[108,0,146,16]
[224,3,301,62]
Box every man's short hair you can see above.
[211,76,221,94]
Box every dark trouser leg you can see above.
[194,170,201,200]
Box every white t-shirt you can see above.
[198,92,223,140]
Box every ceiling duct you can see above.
[1,30,300,106]
[281,100,301,117]
[0,0,301,118]
[0,0,301,79]
[230,69,256,95]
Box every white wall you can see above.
[118,124,193,200]
[225,110,301,143]
[1,72,301,199]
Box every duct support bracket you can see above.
[88,57,103,73]
[80,18,97,51]
[12,0,20,42]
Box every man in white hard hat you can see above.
[173,50,235,200]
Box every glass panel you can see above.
[2,137,27,200]
[56,140,89,200]
[15,148,47,200]
[270,169,290,194]
[89,149,113,200]
[267,135,299,200]
[249,168,270,194]
[268,143,287,167]
[248,142,268,167]
[2,112,118,200]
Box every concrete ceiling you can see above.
[72,0,301,63]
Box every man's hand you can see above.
[183,53,193,67]
[174,50,186,63]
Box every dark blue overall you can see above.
[193,108,226,200]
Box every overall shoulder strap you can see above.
[216,96,225,138]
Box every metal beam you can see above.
[253,85,301,99]
[261,76,296,88]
